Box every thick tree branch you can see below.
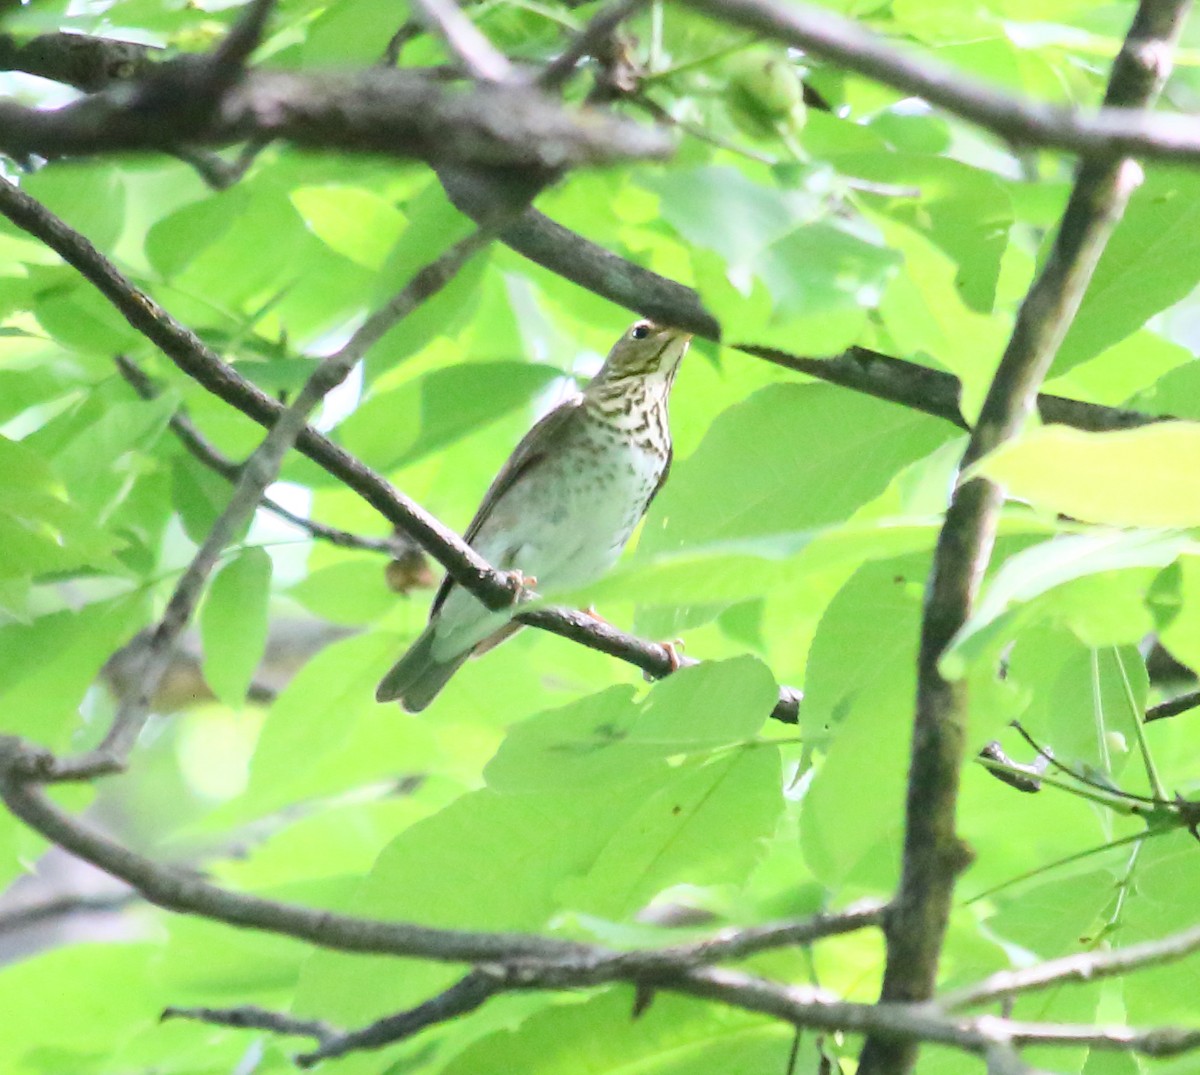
[0,65,670,169]
[0,31,162,91]
[0,737,879,968]
[858,3,1190,1073]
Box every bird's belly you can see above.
[475,439,663,593]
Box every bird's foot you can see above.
[505,570,538,604]
[661,638,684,671]
[582,604,610,624]
[643,639,684,681]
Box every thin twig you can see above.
[296,970,502,1064]
[113,355,402,557]
[410,0,514,82]
[0,890,137,935]
[942,918,1200,1011]
[162,1005,336,1044]
[540,0,646,91]
[1145,687,1200,722]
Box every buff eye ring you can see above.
[631,323,650,340]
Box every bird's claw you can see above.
[662,638,684,671]
[505,570,537,604]
[642,639,684,682]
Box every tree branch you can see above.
[539,0,646,91]
[439,170,1164,435]
[941,919,1200,1010]
[0,736,879,968]
[858,2,1190,1073]
[680,0,1200,164]
[0,177,801,722]
[0,30,163,91]
[410,0,514,83]
[0,65,670,169]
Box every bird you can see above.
[376,319,693,711]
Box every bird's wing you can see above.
[430,395,583,618]
[646,442,673,510]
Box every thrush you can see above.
[376,319,692,711]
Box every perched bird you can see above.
[376,319,692,711]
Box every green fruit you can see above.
[726,47,806,141]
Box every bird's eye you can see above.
[631,323,651,340]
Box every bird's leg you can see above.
[504,570,538,603]
[642,638,684,682]
[660,638,684,671]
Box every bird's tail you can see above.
[375,625,469,712]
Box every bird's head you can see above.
[596,320,693,385]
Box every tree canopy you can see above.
[1,1,1200,1073]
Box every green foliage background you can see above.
[2,0,1200,1072]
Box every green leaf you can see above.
[145,187,251,278]
[290,185,407,270]
[634,383,951,633]
[973,423,1200,527]
[200,546,272,707]
[943,529,1186,675]
[219,631,435,823]
[338,361,563,471]
[1055,168,1200,374]
[643,165,900,352]
[289,558,397,625]
[0,434,121,578]
[800,557,925,889]
[0,594,149,749]
[835,151,1013,311]
[485,657,778,793]
[0,944,160,1071]
[442,989,790,1075]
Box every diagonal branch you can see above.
[0,177,800,724]
[858,2,1191,1073]
[941,918,1200,1010]
[438,171,1163,435]
[113,354,403,558]
[36,217,501,783]
[410,0,514,83]
[0,737,879,967]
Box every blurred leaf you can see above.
[339,361,563,471]
[290,185,406,270]
[200,546,272,707]
[944,530,1187,675]
[974,423,1200,527]
[1055,168,1200,374]
[289,558,398,625]
[442,989,789,1075]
